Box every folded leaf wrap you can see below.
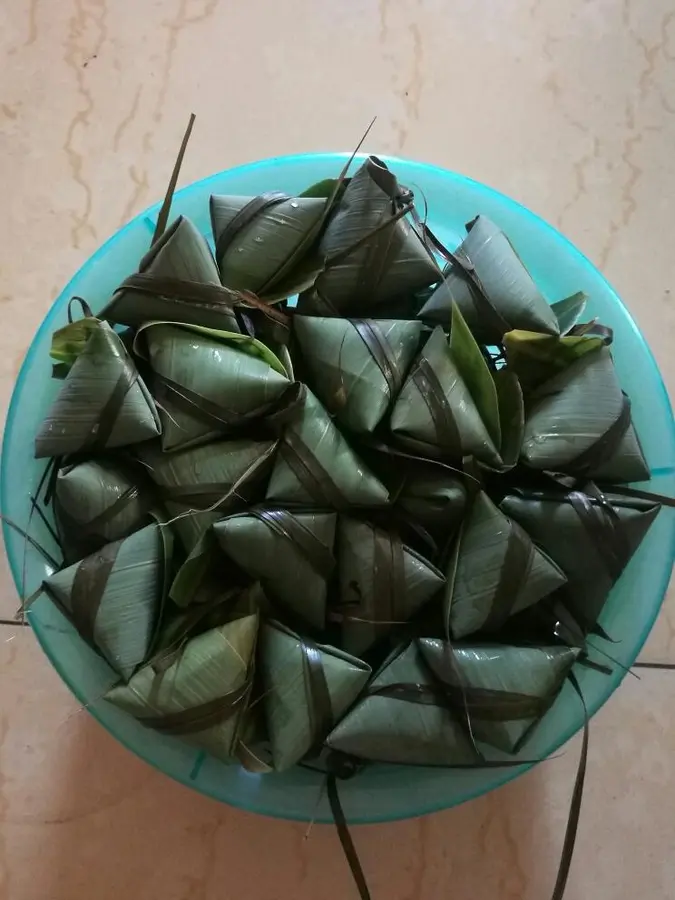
[35,321,161,459]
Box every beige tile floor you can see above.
[1,1,675,898]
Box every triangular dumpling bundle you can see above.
[445,492,567,639]
[302,157,438,314]
[136,322,291,451]
[140,438,276,552]
[419,639,579,753]
[154,582,268,663]
[335,518,445,656]
[101,216,241,332]
[326,642,478,766]
[293,316,423,433]
[395,464,467,538]
[105,614,258,761]
[521,346,649,482]
[265,387,389,508]
[42,524,169,680]
[418,215,560,340]
[390,319,523,471]
[261,622,371,771]
[501,490,661,633]
[210,193,326,292]
[214,508,337,630]
[35,321,160,458]
[54,458,151,563]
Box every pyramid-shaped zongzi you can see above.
[521,346,649,482]
[419,639,579,753]
[105,614,258,761]
[261,622,371,771]
[54,458,151,563]
[390,325,505,468]
[265,387,389,508]
[35,322,160,459]
[336,518,445,656]
[43,524,169,680]
[303,157,438,313]
[101,216,241,332]
[210,193,326,292]
[137,322,291,451]
[501,490,660,633]
[140,438,276,552]
[418,216,560,341]
[293,316,422,433]
[326,642,477,766]
[446,492,566,639]
[214,509,337,630]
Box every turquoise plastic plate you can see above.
[2,153,674,823]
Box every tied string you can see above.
[140,676,251,736]
[250,508,336,579]
[326,670,589,900]
[299,636,334,750]
[367,681,549,721]
[150,369,282,432]
[116,273,289,328]
[411,356,463,455]
[355,159,403,302]
[81,356,139,453]
[279,429,350,510]
[55,485,145,560]
[408,207,512,339]
[68,540,121,644]
[330,528,407,633]
[372,527,405,628]
[558,393,633,477]
[483,518,535,632]
[214,191,289,264]
[350,319,403,399]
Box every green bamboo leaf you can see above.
[43,524,169,680]
[419,640,579,753]
[134,322,290,451]
[50,316,101,370]
[450,303,501,448]
[35,321,161,459]
[390,326,502,468]
[101,216,241,333]
[550,291,588,334]
[293,316,423,433]
[266,387,390,508]
[261,621,371,771]
[299,178,348,199]
[503,328,604,390]
[258,125,374,296]
[210,193,327,293]
[419,216,560,340]
[54,459,152,563]
[326,642,478,766]
[214,509,337,630]
[311,157,439,312]
[105,614,258,761]
[493,369,524,470]
[444,491,567,639]
[521,346,649,481]
[335,518,445,656]
[501,490,660,634]
[140,437,277,554]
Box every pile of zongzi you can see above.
[31,145,662,779]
